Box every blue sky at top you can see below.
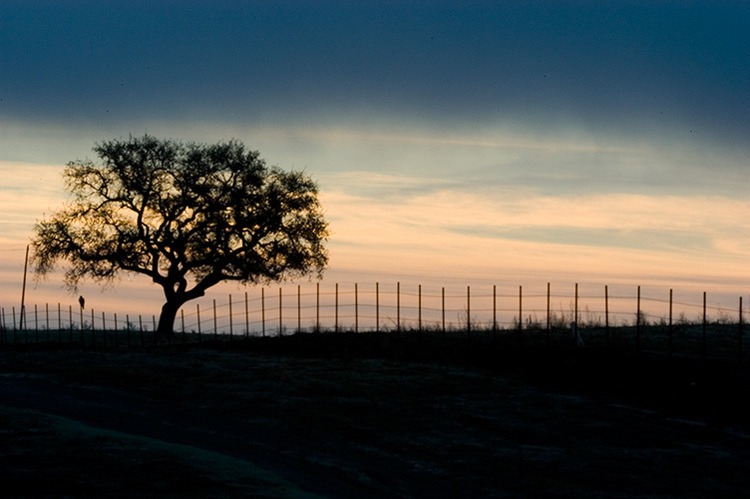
[3,2,748,147]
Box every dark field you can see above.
[2,333,750,498]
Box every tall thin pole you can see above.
[467,286,471,337]
[668,289,673,356]
[316,282,320,332]
[636,285,641,353]
[229,294,233,338]
[441,287,445,338]
[397,282,401,333]
[702,291,707,360]
[546,282,551,342]
[195,306,201,341]
[518,285,523,344]
[518,285,523,334]
[376,282,380,333]
[213,299,218,341]
[418,284,422,334]
[335,283,339,333]
[245,291,250,337]
[297,285,301,334]
[493,285,497,340]
[739,296,744,365]
[355,283,359,333]
[261,288,266,337]
[279,287,283,336]
[605,285,609,346]
[20,245,29,330]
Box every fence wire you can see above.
[1,282,746,360]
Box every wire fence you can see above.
[1,281,746,361]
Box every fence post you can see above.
[668,289,673,356]
[702,291,707,360]
[636,285,641,354]
[181,309,185,344]
[69,305,73,344]
[279,287,283,336]
[493,285,497,341]
[114,313,118,349]
[738,296,743,365]
[127,314,132,349]
[57,302,62,343]
[245,291,250,337]
[262,288,266,337]
[102,311,106,348]
[376,282,380,333]
[35,304,39,343]
[213,299,218,341]
[604,285,609,346]
[441,287,445,339]
[467,286,471,340]
[574,283,579,327]
[355,283,359,333]
[335,283,339,333]
[91,309,95,348]
[546,282,551,344]
[45,303,50,343]
[519,284,525,342]
[316,282,320,332]
[298,285,301,334]
[229,294,233,339]
[397,282,401,334]
[418,284,422,334]
[152,315,157,344]
[79,304,84,345]
[196,305,201,342]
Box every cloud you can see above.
[320,176,750,289]
[0,162,67,243]
[2,1,748,153]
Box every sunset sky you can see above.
[1,1,748,321]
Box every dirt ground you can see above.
[2,335,750,498]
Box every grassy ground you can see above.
[2,333,750,498]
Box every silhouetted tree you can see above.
[32,135,329,337]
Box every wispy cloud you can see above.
[0,162,67,243]
[320,175,750,289]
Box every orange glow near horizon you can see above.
[1,158,747,323]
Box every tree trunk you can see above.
[156,299,182,338]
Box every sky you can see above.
[1,1,748,323]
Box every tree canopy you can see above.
[32,135,329,336]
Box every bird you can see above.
[78,296,85,310]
